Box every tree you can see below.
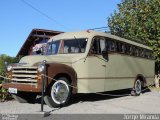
[108,0,160,73]
[0,54,20,101]
[0,54,20,81]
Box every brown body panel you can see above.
[2,63,77,94]
[46,63,77,94]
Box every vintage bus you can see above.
[3,30,155,108]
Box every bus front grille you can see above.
[11,66,38,83]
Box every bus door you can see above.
[86,37,107,92]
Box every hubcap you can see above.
[51,80,69,104]
[135,80,141,95]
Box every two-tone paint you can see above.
[3,30,155,94]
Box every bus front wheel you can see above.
[44,77,71,108]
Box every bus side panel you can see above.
[105,78,134,91]
[73,56,105,93]
[105,54,154,91]
[77,78,105,93]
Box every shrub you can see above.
[0,54,20,102]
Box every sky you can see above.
[0,0,121,57]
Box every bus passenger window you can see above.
[135,47,139,57]
[145,50,150,59]
[141,49,145,57]
[116,42,125,53]
[108,40,116,52]
[100,39,106,52]
[129,46,133,55]
[132,46,136,56]
[150,51,154,59]
[121,44,126,53]
[126,44,131,55]
[91,39,100,54]
[139,48,142,57]
[91,38,106,55]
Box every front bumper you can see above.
[2,83,42,93]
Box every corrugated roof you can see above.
[17,28,63,57]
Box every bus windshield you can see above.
[46,38,87,55]
[46,40,60,55]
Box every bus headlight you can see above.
[38,64,45,73]
[7,65,12,72]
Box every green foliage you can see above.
[0,54,20,101]
[0,54,20,77]
[0,88,12,101]
[108,0,160,62]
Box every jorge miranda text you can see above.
[123,114,159,120]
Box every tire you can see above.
[44,77,71,108]
[12,91,37,103]
[131,79,142,96]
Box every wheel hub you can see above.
[135,80,141,94]
[51,80,69,104]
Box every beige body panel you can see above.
[104,54,154,91]
[72,56,106,93]
[107,54,154,78]
[73,54,154,93]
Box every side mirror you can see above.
[102,50,109,61]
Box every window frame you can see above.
[89,36,154,60]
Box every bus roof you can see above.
[50,30,152,50]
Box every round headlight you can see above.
[38,64,45,73]
[7,65,12,72]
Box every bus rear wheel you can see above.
[131,79,142,96]
[44,77,71,108]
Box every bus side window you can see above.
[117,42,126,53]
[129,46,132,55]
[135,47,139,57]
[99,38,106,53]
[126,44,131,55]
[139,48,142,57]
[116,42,120,52]
[145,50,150,59]
[141,49,145,58]
[150,51,154,59]
[91,37,107,55]
[121,43,126,53]
[132,46,136,56]
[107,40,116,52]
[91,39,99,54]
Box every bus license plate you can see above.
[9,88,17,94]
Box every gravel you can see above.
[0,89,160,114]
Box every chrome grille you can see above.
[11,66,38,83]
